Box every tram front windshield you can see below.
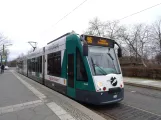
[88,46,121,76]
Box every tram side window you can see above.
[31,58,33,72]
[27,60,29,70]
[34,58,36,72]
[35,58,37,73]
[37,57,39,73]
[35,57,39,73]
[27,59,30,71]
[32,58,35,72]
[29,59,32,72]
[47,51,61,77]
[48,53,54,75]
[76,48,88,82]
[40,56,42,73]
[36,56,42,73]
[19,61,23,69]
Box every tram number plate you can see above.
[113,95,117,98]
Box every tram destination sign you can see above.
[84,35,114,48]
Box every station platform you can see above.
[124,77,161,91]
[0,69,106,120]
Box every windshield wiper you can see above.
[91,57,107,75]
[107,53,114,60]
[107,53,120,74]
[94,63,107,75]
[91,57,96,75]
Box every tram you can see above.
[17,32,124,105]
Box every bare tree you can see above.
[0,33,8,46]
[84,17,157,67]
[16,53,25,62]
[155,53,161,65]
[103,20,124,40]
[0,33,11,54]
[151,18,161,53]
[85,17,124,41]
[119,24,150,67]
[85,17,104,36]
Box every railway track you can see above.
[87,103,161,120]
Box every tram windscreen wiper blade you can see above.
[91,57,107,75]
[107,53,114,60]
[94,63,107,75]
[107,53,119,74]
[91,57,96,75]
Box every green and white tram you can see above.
[17,32,124,105]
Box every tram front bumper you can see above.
[76,88,124,105]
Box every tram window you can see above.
[29,59,32,72]
[20,61,23,69]
[35,57,37,72]
[36,57,40,73]
[29,59,31,71]
[40,56,42,73]
[37,57,39,73]
[31,59,33,71]
[34,58,36,72]
[27,59,30,71]
[36,56,42,73]
[28,59,30,71]
[76,48,88,82]
[47,53,53,75]
[47,51,61,77]
[32,58,34,72]
[32,58,35,72]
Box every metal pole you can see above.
[1,44,12,65]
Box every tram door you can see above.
[67,53,76,98]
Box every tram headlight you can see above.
[97,82,103,87]
[120,80,124,88]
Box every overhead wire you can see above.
[47,1,161,30]
[52,0,88,27]
[118,2,161,21]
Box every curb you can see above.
[124,82,161,91]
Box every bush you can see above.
[121,67,161,80]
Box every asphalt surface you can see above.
[124,85,161,115]
[86,84,161,120]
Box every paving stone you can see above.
[59,114,74,120]
[29,114,47,120]
[34,104,53,116]
[0,71,39,107]
[0,112,18,120]
[55,109,67,116]
[1,106,14,114]
[45,114,60,120]
[16,108,34,120]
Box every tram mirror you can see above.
[83,44,88,56]
[118,48,122,58]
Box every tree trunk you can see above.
[141,58,147,67]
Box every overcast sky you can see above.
[0,0,161,61]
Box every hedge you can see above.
[121,67,161,80]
